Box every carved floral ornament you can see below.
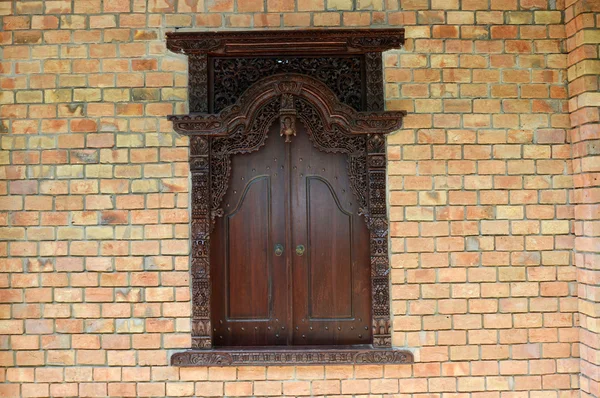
[167,29,412,366]
[171,349,413,367]
[168,74,406,138]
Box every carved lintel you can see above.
[168,74,405,137]
[167,29,405,56]
[171,348,413,366]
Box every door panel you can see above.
[212,119,371,347]
[211,122,288,346]
[291,126,372,346]
[306,176,353,320]
[226,176,271,319]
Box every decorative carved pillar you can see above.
[188,54,208,113]
[367,134,391,348]
[365,51,392,347]
[365,52,384,113]
[189,136,212,349]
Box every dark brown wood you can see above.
[171,346,413,366]
[168,29,404,113]
[290,123,371,345]
[211,122,288,346]
[178,74,403,350]
[189,136,212,349]
[166,29,405,56]
[188,54,208,113]
[169,74,405,137]
[167,29,405,352]
[210,55,364,113]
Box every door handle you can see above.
[296,245,305,256]
[274,244,284,256]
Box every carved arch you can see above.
[170,73,404,137]
[169,73,405,351]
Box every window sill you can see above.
[170,345,414,366]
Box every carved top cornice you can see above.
[166,29,405,55]
[168,74,406,137]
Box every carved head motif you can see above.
[280,115,297,143]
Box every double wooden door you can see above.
[211,121,371,346]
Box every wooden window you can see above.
[167,30,413,366]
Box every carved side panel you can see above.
[367,133,391,348]
[364,50,392,347]
[365,52,384,113]
[189,54,208,113]
[190,136,212,349]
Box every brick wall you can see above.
[565,0,600,397]
[0,0,596,396]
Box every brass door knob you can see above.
[274,244,284,256]
[296,245,305,256]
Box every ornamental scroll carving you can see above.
[211,56,363,112]
[167,29,406,356]
[171,348,413,367]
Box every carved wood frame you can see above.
[167,30,409,364]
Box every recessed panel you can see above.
[226,176,271,319]
[307,177,353,319]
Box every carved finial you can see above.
[280,116,296,143]
[279,93,297,143]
